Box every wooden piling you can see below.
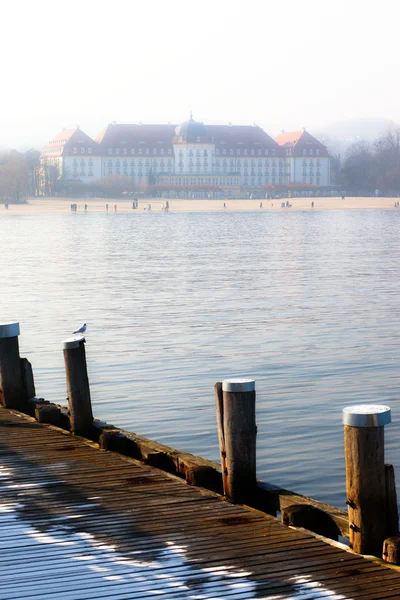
[343,404,391,556]
[63,336,93,435]
[215,379,256,504]
[385,463,399,537]
[383,536,400,564]
[0,322,26,408]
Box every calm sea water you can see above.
[1,208,400,508]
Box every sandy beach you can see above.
[0,196,399,215]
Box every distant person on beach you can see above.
[114,204,117,211]
[223,202,226,209]
[148,204,151,211]
[311,201,314,208]
[106,203,108,211]
[165,200,169,212]
[84,204,88,211]
[260,201,263,209]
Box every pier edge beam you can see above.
[0,322,26,408]
[215,379,256,504]
[63,336,93,435]
[343,403,391,556]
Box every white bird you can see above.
[73,323,87,334]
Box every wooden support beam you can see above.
[343,404,391,556]
[63,336,93,435]
[0,322,26,408]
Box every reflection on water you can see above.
[1,209,400,507]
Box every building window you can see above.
[196,136,200,142]
[88,171,93,176]
[153,149,156,155]
[316,149,320,155]
[168,149,172,155]
[251,149,254,155]
[116,148,120,154]
[216,149,219,155]
[131,149,135,154]
[138,149,142,155]
[223,149,226,155]
[145,149,149,154]
[237,149,240,155]
[230,149,233,155]
[309,149,313,155]
[265,150,268,155]
[160,149,164,155]
[73,159,77,166]
[88,148,92,154]
[123,148,127,154]
[244,150,247,155]
[303,149,307,155]
[272,149,275,155]
[80,158,85,165]
[73,148,77,153]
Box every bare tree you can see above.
[24,149,40,196]
[0,150,26,202]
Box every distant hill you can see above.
[313,117,397,157]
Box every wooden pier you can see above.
[2,408,400,600]
[2,321,400,598]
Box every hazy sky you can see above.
[2,0,399,148]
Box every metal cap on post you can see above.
[215,378,256,504]
[343,403,392,556]
[63,336,93,435]
[222,379,255,393]
[0,322,26,408]
[0,322,20,339]
[343,404,391,428]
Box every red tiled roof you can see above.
[42,128,100,157]
[275,130,329,157]
[275,130,305,146]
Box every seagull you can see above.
[73,323,87,334]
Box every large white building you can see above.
[41,118,331,196]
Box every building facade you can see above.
[41,119,330,195]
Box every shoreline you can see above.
[0,196,399,214]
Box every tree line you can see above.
[0,149,40,202]
[340,128,400,195]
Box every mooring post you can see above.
[215,379,256,504]
[343,404,391,556]
[0,322,26,408]
[63,336,93,435]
